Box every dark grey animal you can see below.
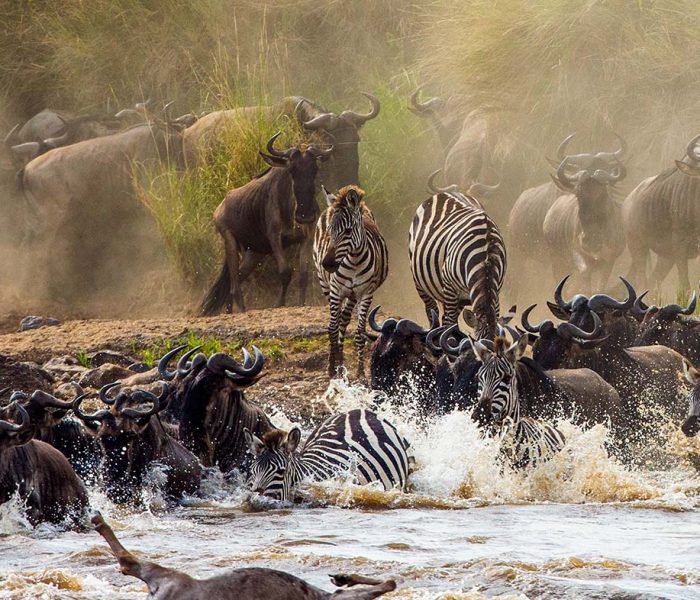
[543,135,627,290]
[157,346,274,473]
[200,132,332,314]
[0,404,87,526]
[92,511,396,599]
[72,384,201,504]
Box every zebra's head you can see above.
[321,185,366,273]
[682,359,700,437]
[470,335,528,427]
[244,427,302,501]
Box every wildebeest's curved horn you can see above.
[426,326,445,352]
[631,290,652,321]
[408,86,443,114]
[521,304,554,334]
[4,124,20,148]
[553,275,573,310]
[28,390,73,410]
[308,144,333,158]
[342,92,380,126]
[120,385,168,419]
[686,133,700,162]
[557,133,576,160]
[302,111,337,131]
[72,393,110,422]
[158,344,188,381]
[429,309,440,330]
[43,130,70,149]
[11,142,42,161]
[99,382,122,405]
[10,391,28,402]
[613,132,626,160]
[266,131,295,159]
[135,98,152,112]
[427,169,458,193]
[467,180,500,197]
[368,306,397,335]
[177,345,203,376]
[0,403,30,432]
[395,318,429,338]
[162,100,175,120]
[207,347,264,380]
[659,291,698,319]
[556,158,582,185]
[587,276,636,312]
[556,311,603,341]
[439,325,463,356]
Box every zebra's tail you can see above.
[199,262,230,316]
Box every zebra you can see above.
[681,358,700,437]
[313,185,388,378]
[244,408,412,502]
[409,170,506,339]
[469,334,565,468]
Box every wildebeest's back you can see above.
[542,194,579,253]
[509,182,563,254]
[197,568,328,599]
[546,367,622,425]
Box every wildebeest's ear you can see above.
[259,152,288,168]
[550,173,575,193]
[676,160,700,178]
[285,427,302,453]
[506,334,528,363]
[244,428,265,455]
[546,301,571,321]
[683,358,700,386]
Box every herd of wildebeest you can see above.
[2,89,700,598]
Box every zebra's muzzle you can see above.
[322,249,340,273]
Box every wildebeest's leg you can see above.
[650,253,674,288]
[330,573,397,599]
[675,254,691,292]
[270,233,292,307]
[238,250,265,283]
[298,230,314,306]
[626,239,649,290]
[222,230,245,312]
[354,295,373,381]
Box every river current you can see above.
[1,380,699,599]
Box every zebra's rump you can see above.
[501,417,566,469]
[409,193,505,305]
[301,408,412,491]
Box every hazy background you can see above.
[1,0,699,320]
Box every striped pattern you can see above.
[313,186,388,377]
[409,192,506,338]
[248,409,412,501]
[473,337,565,468]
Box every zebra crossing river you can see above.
[1,380,699,599]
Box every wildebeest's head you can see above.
[470,335,528,427]
[2,390,75,432]
[551,133,626,256]
[674,133,700,178]
[320,185,366,272]
[300,92,380,189]
[634,291,698,349]
[368,307,439,394]
[72,384,169,503]
[523,303,607,371]
[245,426,302,501]
[260,131,332,224]
[681,358,700,437]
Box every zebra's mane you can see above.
[261,428,289,449]
[493,336,508,354]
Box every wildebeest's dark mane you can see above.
[517,356,560,398]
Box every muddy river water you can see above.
[1,381,699,599]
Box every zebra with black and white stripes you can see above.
[244,408,412,501]
[469,334,565,468]
[409,172,506,339]
[313,185,388,378]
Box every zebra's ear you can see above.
[321,184,336,207]
[345,187,361,208]
[506,335,528,363]
[462,309,478,330]
[683,358,700,386]
[468,335,491,363]
[244,428,265,456]
[285,427,302,453]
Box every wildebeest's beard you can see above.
[290,159,320,224]
[100,431,143,504]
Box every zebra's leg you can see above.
[337,296,357,374]
[417,290,439,324]
[328,295,343,378]
[354,295,373,381]
[222,230,244,312]
[442,290,461,327]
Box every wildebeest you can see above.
[1,389,99,481]
[18,108,189,301]
[623,133,700,290]
[184,93,379,190]
[314,185,388,378]
[200,132,332,314]
[92,511,396,600]
[0,404,88,526]
[680,359,700,437]
[158,345,274,473]
[633,291,700,363]
[542,134,627,290]
[72,384,201,504]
